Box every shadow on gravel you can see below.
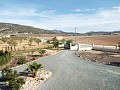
[106,62,120,67]
[0,77,10,90]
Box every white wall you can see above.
[78,44,120,53]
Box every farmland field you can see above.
[35,35,120,46]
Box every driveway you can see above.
[1,50,120,90]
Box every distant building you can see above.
[41,39,47,43]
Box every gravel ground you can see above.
[35,50,120,90]
[1,50,120,90]
[78,50,120,65]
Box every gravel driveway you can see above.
[1,50,120,90]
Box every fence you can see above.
[70,43,120,53]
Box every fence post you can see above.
[92,43,94,48]
[78,43,80,51]
[70,43,72,50]
[116,44,118,50]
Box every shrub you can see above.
[37,48,46,56]
[17,56,26,65]
[9,77,25,90]
[1,67,18,81]
[2,67,25,90]
[0,51,11,66]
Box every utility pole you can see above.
[75,27,77,44]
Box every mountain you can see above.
[0,23,58,34]
[85,31,120,35]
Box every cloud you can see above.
[85,8,95,11]
[0,6,120,33]
[73,9,82,12]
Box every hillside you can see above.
[0,23,58,34]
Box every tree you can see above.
[12,40,18,51]
[66,39,73,45]
[52,37,58,43]
[53,41,59,49]
[7,39,14,51]
[24,62,44,77]
[34,38,41,46]
[28,38,33,48]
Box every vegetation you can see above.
[66,39,73,45]
[52,37,58,43]
[28,38,33,48]
[34,38,41,46]
[52,37,60,49]
[17,56,26,65]
[9,77,25,90]
[0,23,57,34]
[37,48,46,56]
[0,50,11,66]
[12,40,18,51]
[1,67,18,81]
[1,67,25,90]
[24,62,44,77]
[53,41,60,49]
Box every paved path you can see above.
[1,50,120,90]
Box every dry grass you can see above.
[34,35,120,46]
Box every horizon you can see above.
[0,0,120,33]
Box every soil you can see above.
[77,50,120,66]
[35,35,120,46]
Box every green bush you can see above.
[37,48,46,56]
[0,50,11,66]
[17,56,26,65]
[9,77,25,90]
[1,67,18,81]
[2,67,25,90]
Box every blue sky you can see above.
[0,0,120,33]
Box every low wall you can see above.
[93,46,120,53]
[70,45,78,50]
[78,44,120,53]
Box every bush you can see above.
[9,77,25,90]
[1,67,18,81]
[37,48,46,56]
[0,50,11,66]
[2,67,25,90]
[17,56,26,65]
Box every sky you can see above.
[0,0,120,33]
